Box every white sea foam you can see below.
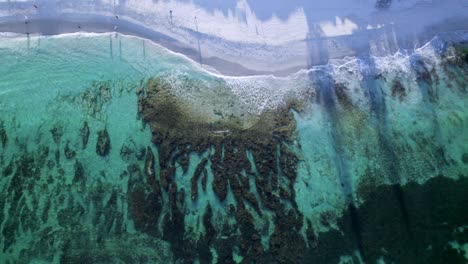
[0,31,465,116]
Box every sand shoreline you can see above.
[0,11,467,76]
[0,14,280,76]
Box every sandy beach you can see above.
[0,0,467,76]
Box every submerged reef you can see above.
[136,76,308,263]
[0,37,467,263]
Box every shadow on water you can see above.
[356,49,415,258]
[410,53,444,142]
[306,28,367,261]
[302,8,437,260]
[194,16,203,66]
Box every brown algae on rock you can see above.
[136,76,314,262]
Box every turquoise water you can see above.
[0,33,467,263]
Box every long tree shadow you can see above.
[305,21,367,260]
[350,20,427,260]
[302,7,438,260]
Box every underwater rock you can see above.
[57,205,85,228]
[279,147,298,181]
[172,145,190,173]
[64,141,76,159]
[168,183,178,210]
[73,160,85,184]
[239,174,250,189]
[234,202,265,261]
[135,146,146,160]
[54,149,60,164]
[191,158,208,200]
[391,79,406,101]
[0,121,7,149]
[78,81,113,117]
[2,217,19,252]
[145,147,157,187]
[96,128,111,156]
[162,182,199,262]
[178,153,190,173]
[120,139,146,161]
[2,159,14,176]
[212,166,228,201]
[306,220,318,249]
[160,166,174,191]
[46,160,55,170]
[50,125,63,144]
[268,209,307,263]
[37,145,49,166]
[255,176,279,210]
[201,168,208,192]
[279,186,291,200]
[203,204,215,242]
[443,44,468,67]
[80,121,90,149]
[416,64,432,85]
[178,188,185,206]
[335,82,353,109]
[199,203,215,263]
[243,190,261,215]
[127,161,163,237]
[462,153,468,164]
[120,144,135,161]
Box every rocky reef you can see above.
[135,77,310,263]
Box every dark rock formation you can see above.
[0,121,7,149]
[64,141,76,159]
[120,139,146,162]
[335,82,353,109]
[73,160,85,185]
[137,77,307,263]
[50,125,63,144]
[135,146,146,160]
[96,128,111,156]
[462,153,468,164]
[191,158,208,200]
[120,143,135,161]
[201,168,208,192]
[80,121,90,148]
[145,146,157,187]
[78,81,112,117]
[391,79,406,101]
[2,160,14,176]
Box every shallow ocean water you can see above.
[0,32,467,263]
